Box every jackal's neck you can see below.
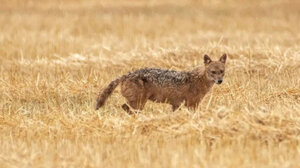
[190,67,214,89]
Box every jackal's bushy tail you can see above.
[96,76,125,110]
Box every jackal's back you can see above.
[127,68,191,87]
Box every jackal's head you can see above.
[204,54,227,84]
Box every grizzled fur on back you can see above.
[96,54,227,114]
[126,68,191,87]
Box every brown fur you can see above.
[96,54,227,114]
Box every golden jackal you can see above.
[96,54,227,113]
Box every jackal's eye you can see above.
[220,70,224,73]
[211,71,216,74]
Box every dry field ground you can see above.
[0,0,300,167]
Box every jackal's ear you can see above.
[204,54,212,65]
[219,54,227,64]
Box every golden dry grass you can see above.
[0,0,300,167]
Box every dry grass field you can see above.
[0,0,300,167]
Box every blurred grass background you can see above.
[0,0,300,167]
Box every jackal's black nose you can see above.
[217,79,223,84]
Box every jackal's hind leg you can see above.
[121,80,147,115]
[122,98,146,115]
[122,104,134,115]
